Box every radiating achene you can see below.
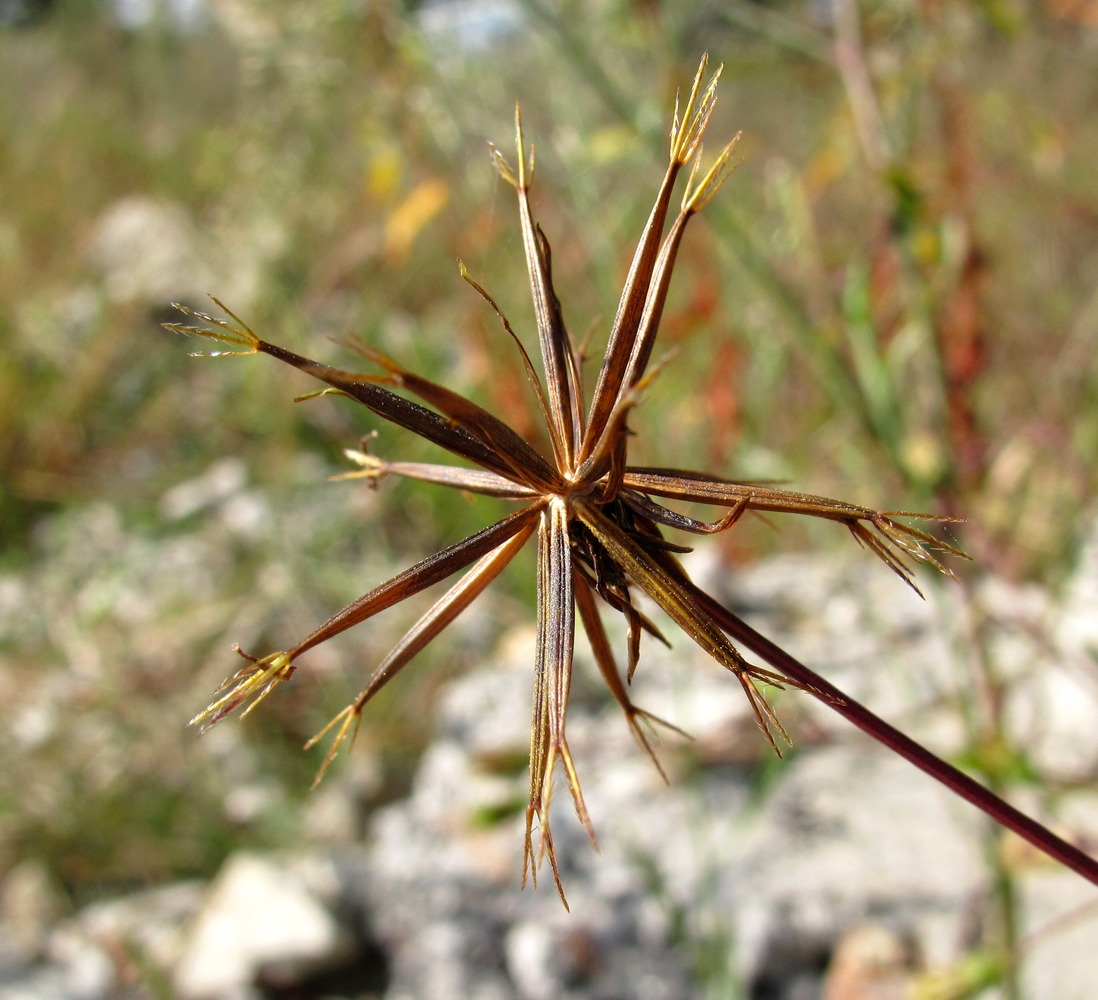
[168,54,965,906]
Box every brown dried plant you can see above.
[169,56,1097,903]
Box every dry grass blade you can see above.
[496,107,582,470]
[573,498,796,754]
[612,139,742,421]
[524,500,588,907]
[306,522,536,786]
[337,452,537,498]
[459,259,557,439]
[573,574,688,783]
[342,336,561,492]
[622,489,749,535]
[622,470,967,590]
[581,58,723,460]
[286,504,544,661]
[172,306,522,478]
[580,157,682,457]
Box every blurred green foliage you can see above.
[1,0,1096,934]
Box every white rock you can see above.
[173,853,353,999]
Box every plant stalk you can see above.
[687,582,1098,888]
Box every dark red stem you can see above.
[688,582,1098,888]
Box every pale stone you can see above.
[173,853,352,999]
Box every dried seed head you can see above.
[171,54,968,904]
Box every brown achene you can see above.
[169,55,986,905]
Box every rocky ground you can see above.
[3,526,1098,1000]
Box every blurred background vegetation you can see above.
[1,0,1096,954]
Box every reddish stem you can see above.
[687,582,1098,887]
